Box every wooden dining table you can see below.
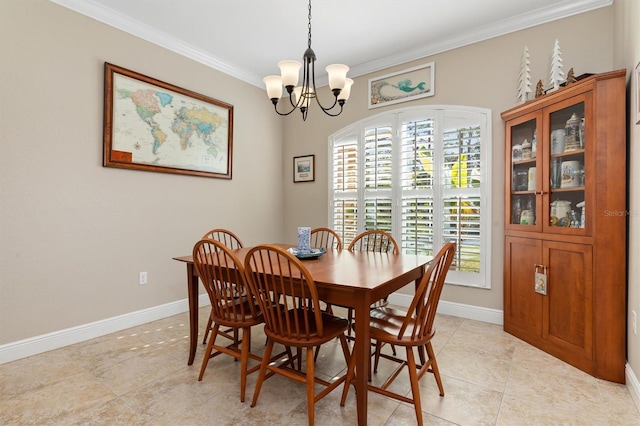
[173,245,431,426]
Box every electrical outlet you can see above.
[139,271,148,285]
[633,310,637,335]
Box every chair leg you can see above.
[426,342,444,396]
[314,345,321,362]
[373,340,382,374]
[406,346,424,426]
[340,345,357,406]
[338,334,351,362]
[198,323,219,380]
[202,317,213,344]
[306,347,315,425]
[347,308,354,337]
[239,327,250,402]
[284,346,296,370]
[324,303,334,315]
[417,343,426,365]
[251,339,274,407]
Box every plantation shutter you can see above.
[329,106,490,288]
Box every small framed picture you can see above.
[635,62,640,125]
[293,155,315,183]
[368,62,435,109]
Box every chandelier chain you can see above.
[307,1,312,49]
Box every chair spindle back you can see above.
[193,239,257,325]
[244,244,325,341]
[201,228,244,250]
[400,242,456,341]
[347,230,399,254]
[310,227,342,250]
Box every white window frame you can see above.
[328,105,492,289]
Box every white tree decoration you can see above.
[548,38,565,91]
[518,45,532,103]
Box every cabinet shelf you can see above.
[512,158,536,166]
[551,148,585,158]
[550,186,584,193]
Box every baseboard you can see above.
[388,293,504,325]
[0,293,500,364]
[627,363,640,413]
[0,294,210,365]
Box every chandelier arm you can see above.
[272,89,302,116]
[318,102,345,117]
[271,102,298,117]
[308,57,340,113]
[314,94,340,112]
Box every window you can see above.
[329,106,492,288]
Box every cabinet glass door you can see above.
[507,113,541,231]
[544,97,588,234]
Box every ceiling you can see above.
[51,0,611,88]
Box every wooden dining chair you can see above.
[340,242,456,425]
[347,229,399,255]
[192,238,275,402]
[310,227,342,250]
[201,228,244,249]
[345,229,399,337]
[200,228,244,344]
[244,244,351,425]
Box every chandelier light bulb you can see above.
[338,78,354,102]
[277,60,302,89]
[263,75,283,100]
[326,64,349,90]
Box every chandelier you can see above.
[262,0,353,121]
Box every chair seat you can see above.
[266,310,348,347]
[369,306,435,347]
[211,297,263,328]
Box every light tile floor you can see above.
[1,306,639,425]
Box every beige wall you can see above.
[0,0,284,344]
[282,8,615,309]
[2,0,637,392]
[613,0,640,389]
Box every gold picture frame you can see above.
[103,62,234,179]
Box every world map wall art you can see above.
[103,62,233,179]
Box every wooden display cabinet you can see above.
[501,70,626,383]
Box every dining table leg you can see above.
[186,262,199,366]
[353,292,372,426]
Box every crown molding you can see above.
[50,0,612,89]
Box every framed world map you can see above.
[103,62,233,179]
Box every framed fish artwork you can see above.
[368,62,435,109]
